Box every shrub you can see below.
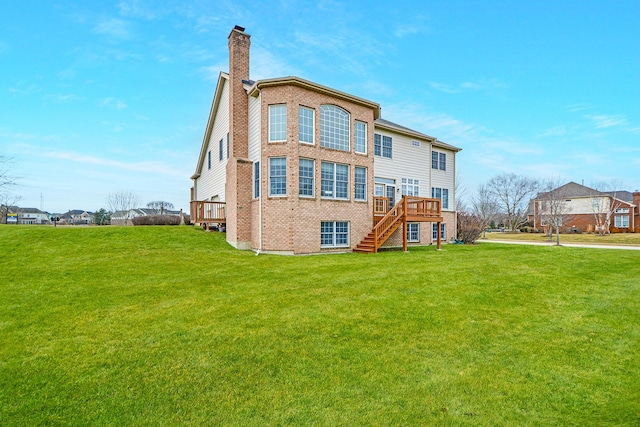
[132,214,181,226]
[457,212,484,244]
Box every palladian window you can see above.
[320,105,350,151]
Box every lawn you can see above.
[484,230,640,246]
[1,225,639,425]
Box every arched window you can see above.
[320,105,350,151]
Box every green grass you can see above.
[484,230,640,246]
[1,225,639,425]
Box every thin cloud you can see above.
[94,18,132,40]
[567,103,596,112]
[586,114,627,129]
[99,97,128,110]
[430,79,507,94]
[43,150,185,177]
[394,25,424,38]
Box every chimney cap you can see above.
[233,25,246,32]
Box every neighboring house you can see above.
[60,210,94,225]
[190,26,461,254]
[8,207,51,224]
[529,182,638,233]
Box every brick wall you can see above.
[255,84,376,254]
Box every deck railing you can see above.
[190,201,226,224]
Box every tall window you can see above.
[269,104,287,142]
[374,134,392,158]
[614,215,629,228]
[432,151,446,171]
[320,105,350,151]
[269,157,286,196]
[299,106,314,144]
[432,223,446,240]
[408,223,419,242]
[321,221,349,248]
[253,161,260,198]
[402,178,420,196]
[355,121,367,154]
[219,139,224,161]
[226,133,230,159]
[207,150,211,169]
[355,167,367,201]
[299,158,315,197]
[432,187,449,209]
[321,162,349,199]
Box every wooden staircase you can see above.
[354,196,443,253]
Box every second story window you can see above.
[374,134,392,158]
[299,106,314,144]
[299,158,315,197]
[269,104,287,142]
[355,121,367,154]
[269,157,287,196]
[402,178,420,196]
[432,151,446,171]
[219,138,224,161]
[320,105,350,151]
[321,161,349,200]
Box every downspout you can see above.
[258,137,263,255]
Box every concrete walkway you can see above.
[479,239,640,251]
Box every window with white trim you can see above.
[355,167,367,201]
[408,223,419,242]
[321,162,349,199]
[219,138,224,161]
[269,157,286,196]
[614,215,629,228]
[207,150,211,169]
[432,223,446,240]
[299,106,314,144]
[321,221,349,248]
[615,208,630,214]
[320,105,350,151]
[432,151,446,171]
[253,161,260,198]
[299,158,315,197]
[431,187,449,209]
[374,134,392,158]
[402,178,420,196]
[269,104,287,142]
[355,121,367,154]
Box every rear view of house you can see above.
[190,26,461,254]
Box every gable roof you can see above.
[374,118,461,152]
[538,182,636,206]
[191,72,229,180]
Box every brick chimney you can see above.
[225,26,253,249]
[228,25,250,159]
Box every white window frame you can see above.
[614,215,629,228]
[408,223,419,242]
[269,157,287,197]
[321,161,349,200]
[269,104,287,142]
[432,223,446,240]
[402,178,420,197]
[354,166,367,201]
[321,221,350,248]
[253,161,260,199]
[299,158,315,197]
[299,106,314,144]
[320,105,350,151]
[219,138,224,161]
[432,187,449,209]
[355,121,367,154]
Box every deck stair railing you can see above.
[355,196,442,253]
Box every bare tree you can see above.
[457,211,484,244]
[0,193,22,224]
[146,200,174,215]
[106,191,140,215]
[589,181,625,236]
[472,184,499,238]
[487,173,541,232]
[537,179,573,244]
[1,155,17,192]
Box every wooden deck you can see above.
[357,196,443,253]
[190,201,226,228]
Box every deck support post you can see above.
[436,221,442,250]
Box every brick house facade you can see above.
[191,26,461,254]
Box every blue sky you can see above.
[2,0,638,213]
